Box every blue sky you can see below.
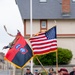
[0,0,24,54]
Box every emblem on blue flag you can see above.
[20,48,28,54]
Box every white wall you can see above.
[48,19,75,34]
[26,20,40,35]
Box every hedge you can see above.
[33,47,73,65]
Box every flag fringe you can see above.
[33,49,57,56]
[4,56,33,69]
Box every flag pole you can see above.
[30,0,33,73]
[54,20,58,74]
[36,56,48,75]
[56,50,58,74]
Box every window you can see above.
[41,21,46,28]
[40,20,47,32]
[40,0,47,3]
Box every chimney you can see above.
[62,0,70,14]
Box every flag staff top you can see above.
[30,0,33,73]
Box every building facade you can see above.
[15,0,75,64]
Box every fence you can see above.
[0,70,13,75]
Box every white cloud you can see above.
[0,0,24,53]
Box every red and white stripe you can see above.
[30,33,57,55]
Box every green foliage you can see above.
[58,47,73,64]
[41,72,47,75]
[33,47,73,65]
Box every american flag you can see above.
[30,26,57,55]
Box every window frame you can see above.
[40,20,47,32]
[39,0,47,3]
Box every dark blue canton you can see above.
[45,26,56,40]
